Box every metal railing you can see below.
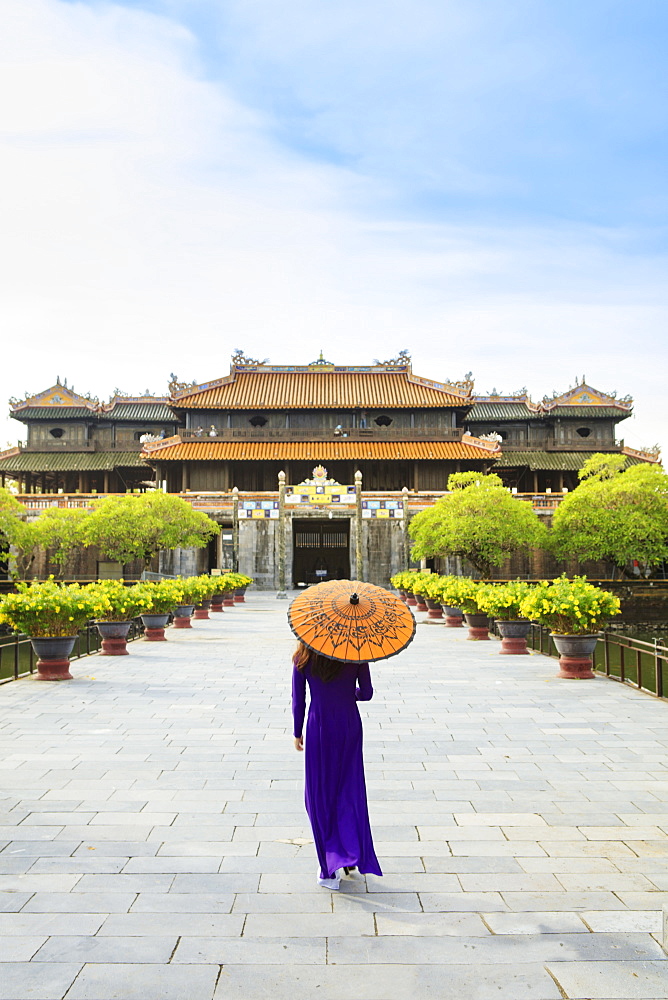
[525,624,668,700]
[0,620,144,684]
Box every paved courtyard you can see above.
[1,595,668,999]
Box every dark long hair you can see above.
[294,641,343,683]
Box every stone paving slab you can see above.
[1,593,668,998]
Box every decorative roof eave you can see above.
[542,382,633,412]
[10,384,99,414]
[472,393,541,412]
[622,444,661,464]
[101,394,172,413]
[461,432,502,454]
[143,435,183,455]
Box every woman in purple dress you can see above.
[292,641,383,889]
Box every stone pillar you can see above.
[276,471,287,599]
[401,486,410,572]
[355,470,363,582]
[232,487,239,572]
[103,471,110,493]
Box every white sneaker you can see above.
[317,869,341,890]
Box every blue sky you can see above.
[89,0,668,228]
[2,0,667,455]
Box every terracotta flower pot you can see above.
[233,588,246,603]
[193,600,212,620]
[95,621,132,656]
[441,605,464,628]
[398,589,408,603]
[464,613,490,640]
[425,598,443,620]
[551,633,600,679]
[210,594,225,613]
[140,613,170,641]
[414,596,428,613]
[405,593,417,607]
[173,604,195,629]
[222,593,235,608]
[496,620,531,655]
[29,636,77,680]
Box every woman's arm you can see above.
[356,662,373,701]
[292,664,307,742]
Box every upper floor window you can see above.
[49,428,64,438]
[490,428,508,440]
[249,415,267,427]
[576,427,591,438]
[374,414,393,426]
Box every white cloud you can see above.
[1,0,666,462]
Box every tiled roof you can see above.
[101,404,177,422]
[143,440,495,462]
[171,371,470,409]
[0,451,146,472]
[543,406,631,419]
[10,408,97,422]
[466,403,536,421]
[467,403,630,422]
[493,451,630,471]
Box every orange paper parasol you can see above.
[288,579,416,663]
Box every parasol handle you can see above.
[349,593,359,605]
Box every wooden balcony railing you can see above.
[180,427,465,442]
[19,442,145,452]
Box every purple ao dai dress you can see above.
[292,659,382,880]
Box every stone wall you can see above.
[238,519,279,590]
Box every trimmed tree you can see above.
[550,457,668,576]
[0,487,41,578]
[409,472,546,578]
[82,492,219,569]
[34,508,89,577]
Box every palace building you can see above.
[0,353,658,587]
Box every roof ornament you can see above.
[231,349,269,367]
[308,351,334,367]
[168,373,198,396]
[374,349,411,367]
[452,372,474,395]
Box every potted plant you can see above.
[476,581,534,655]
[187,575,219,619]
[430,575,464,628]
[405,571,433,612]
[421,575,446,620]
[446,578,489,640]
[0,580,107,680]
[520,575,621,678]
[172,576,204,628]
[397,570,421,607]
[86,580,152,655]
[135,580,185,640]
[210,574,237,612]
[227,572,253,603]
[390,571,415,603]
